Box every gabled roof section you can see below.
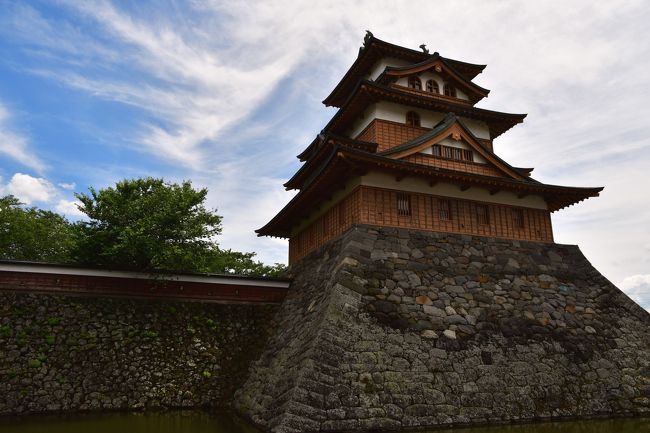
[324,80,526,139]
[377,55,490,104]
[287,134,378,190]
[379,113,526,180]
[323,33,486,107]
[297,132,376,162]
[257,146,604,238]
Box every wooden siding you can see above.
[288,189,362,264]
[404,154,506,177]
[355,119,494,156]
[355,119,430,152]
[289,186,553,264]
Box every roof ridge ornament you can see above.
[419,44,429,54]
[364,30,374,46]
[359,30,374,57]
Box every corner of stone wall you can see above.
[235,225,650,433]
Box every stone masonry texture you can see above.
[0,293,279,415]
[235,224,650,432]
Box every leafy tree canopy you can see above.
[209,249,286,278]
[0,195,75,263]
[74,177,222,272]
[0,178,285,277]
[72,177,285,276]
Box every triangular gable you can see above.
[381,56,490,100]
[323,33,486,107]
[381,116,526,181]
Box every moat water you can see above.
[0,411,648,433]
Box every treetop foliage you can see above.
[0,195,74,263]
[0,178,285,277]
[74,178,223,272]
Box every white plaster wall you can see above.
[374,102,446,127]
[348,105,377,138]
[349,102,490,140]
[368,57,410,80]
[395,71,469,101]
[459,117,490,139]
[361,172,548,209]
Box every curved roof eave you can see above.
[381,56,490,97]
[322,81,526,139]
[323,35,486,107]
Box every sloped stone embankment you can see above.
[235,224,650,432]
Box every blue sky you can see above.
[0,1,649,310]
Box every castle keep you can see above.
[258,32,602,264]
[236,34,649,432]
[0,33,647,433]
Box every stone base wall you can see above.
[235,224,650,432]
[0,293,279,415]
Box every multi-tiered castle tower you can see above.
[259,33,602,264]
[237,35,648,433]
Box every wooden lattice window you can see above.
[431,144,473,161]
[397,193,411,216]
[408,76,422,90]
[406,111,420,127]
[426,79,439,94]
[512,208,525,228]
[444,84,457,97]
[476,204,490,225]
[438,199,452,220]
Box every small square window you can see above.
[476,204,490,225]
[512,208,524,228]
[438,199,451,220]
[397,193,411,216]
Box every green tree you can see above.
[0,195,75,262]
[210,249,286,278]
[74,178,223,272]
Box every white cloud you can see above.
[1,173,84,218]
[619,275,650,312]
[54,198,84,217]
[57,182,76,191]
[0,102,46,172]
[4,173,57,204]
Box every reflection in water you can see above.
[0,411,262,433]
[404,417,650,433]
[0,412,648,433]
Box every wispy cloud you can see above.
[0,0,648,275]
[10,1,343,168]
[0,102,45,172]
[58,182,76,191]
[619,274,650,312]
